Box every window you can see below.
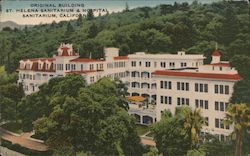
[225,85,229,94]
[215,118,219,128]
[161,96,164,104]
[161,96,172,105]
[145,61,151,67]
[205,117,209,126]
[181,62,187,67]
[215,85,229,94]
[177,98,181,105]
[200,100,204,108]
[160,62,166,68]
[195,83,198,92]
[205,101,208,109]
[160,81,172,89]
[215,102,219,110]
[196,99,208,109]
[195,83,208,93]
[177,97,189,106]
[220,102,224,111]
[200,84,203,92]
[215,101,228,111]
[204,84,208,92]
[160,81,164,89]
[169,62,175,67]
[131,61,136,67]
[195,99,199,108]
[215,85,218,93]
[90,76,95,83]
[186,83,189,91]
[164,81,168,89]
[215,118,229,130]
[169,97,172,104]
[177,82,189,91]
[177,82,180,90]
[169,82,172,89]
[131,72,137,77]
[81,64,84,70]
[220,85,224,94]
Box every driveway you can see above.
[0,128,48,151]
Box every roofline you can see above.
[152,70,241,81]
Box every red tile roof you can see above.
[114,56,128,60]
[66,70,98,74]
[208,63,230,67]
[62,50,69,56]
[18,61,55,72]
[69,58,104,63]
[152,70,241,81]
[61,47,69,51]
[212,50,221,56]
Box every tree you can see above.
[18,74,86,131]
[140,29,171,53]
[87,23,98,38]
[64,22,74,43]
[176,107,204,150]
[66,22,74,33]
[160,4,174,15]
[87,9,94,21]
[77,14,83,26]
[152,107,204,155]
[230,55,250,80]
[152,109,190,155]
[219,4,239,46]
[124,2,129,12]
[224,103,250,156]
[33,77,142,155]
[0,83,24,122]
[230,55,250,104]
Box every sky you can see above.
[0,0,219,25]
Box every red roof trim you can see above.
[208,63,230,67]
[61,47,69,50]
[69,58,104,63]
[212,50,221,56]
[114,56,128,60]
[152,70,241,81]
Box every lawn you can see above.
[1,121,23,134]
[136,124,150,136]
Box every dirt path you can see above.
[140,137,156,146]
[0,128,48,151]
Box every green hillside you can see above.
[0,1,249,73]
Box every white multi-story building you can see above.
[126,51,204,102]
[17,44,241,139]
[153,53,240,140]
[17,43,128,94]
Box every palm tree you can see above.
[176,106,205,150]
[224,103,250,156]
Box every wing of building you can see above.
[17,43,240,140]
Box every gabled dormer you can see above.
[56,43,79,57]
